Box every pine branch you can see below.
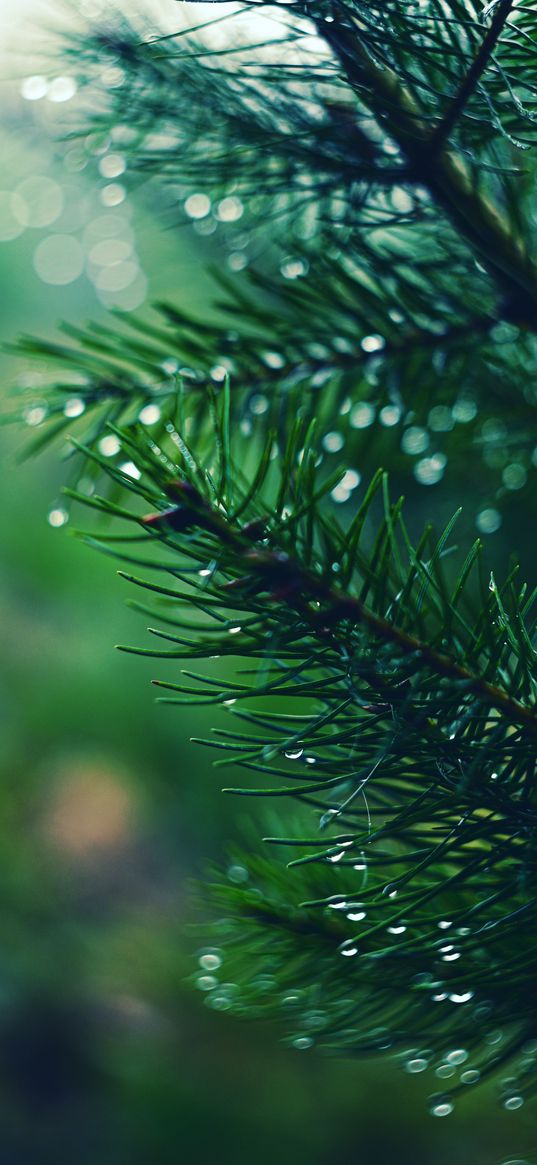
[323,8,537,325]
[52,397,537,1103]
[12,0,537,1111]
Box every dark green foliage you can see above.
[10,0,537,1110]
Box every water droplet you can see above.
[228,626,241,635]
[452,397,477,423]
[199,951,223,972]
[196,975,217,991]
[119,461,141,480]
[446,1049,468,1066]
[328,851,346,863]
[339,940,359,957]
[347,910,366,922]
[382,885,398,898]
[99,153,126,179]
[429,1095,454,1118]
[223,698,236,706]
[502,463,527,491]
[428,405,454,432]
[503,1095,524,1111]
[387,925,407,935]
[21,75,48,101]
[460,1069,480,1085]
[24,403,47,427]
[340,469,361,490]
[379,405,401,427]
[138,403,161,425]
[184,193,211,219]
[476,508,502,534]
[485,1029,504,1045]
[437,920,452,930]
[101,184,126,208]
[216,196,243,223]
[227,864,248,883]
[261,351,285,370]
[405,1058,428,1074]
[435,1064,455,1079]
[64,397,85,418]
[401,426,429,455]
[323,431,344,453]
[250,393,268,415]
[414,453,446,486]
[293,1036,314,1050]
[33,234,84,285]
[331,485,351,504]
[449,991,474,1004]
[284,746,303,760]
[48,507,68,528]
[350,402,375,429]
[281,257,307,280]
[48,76,77,102]
[98,434,121,457]
[361,334,385,353]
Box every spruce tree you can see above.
[10,0,537,1119]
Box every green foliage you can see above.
[10,0,537,1113]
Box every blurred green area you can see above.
[0,14,536,1165]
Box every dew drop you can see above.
[284,747,304,760]
[120,461,141,480]
[460,1069,480,1085]
[98,434,121,457]
[503,1095,524,1111]
[24,403,47,426]
[361,334,385,353]
[185,193,211,219]
[48,506,68,528]
[446,1049,468,1066]
[339,941,359,957]
[196,975,217,992]
[350,402,375,429]
[139,403,161,425]
[293,1036,314,1050]
[435,1064,455,1079]
[401,426,429,455]
[429,1095,454,1118]
[323,431,344,453]
[379,405,401,427]
[21,75,48,101]
[63,396,85,418]
[405,1058,428,1074]
[414,453,446,486]
[449,991,474,1004]
[199,951,223,972]
[476,507,502,534]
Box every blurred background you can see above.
[0,2,536,1162]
